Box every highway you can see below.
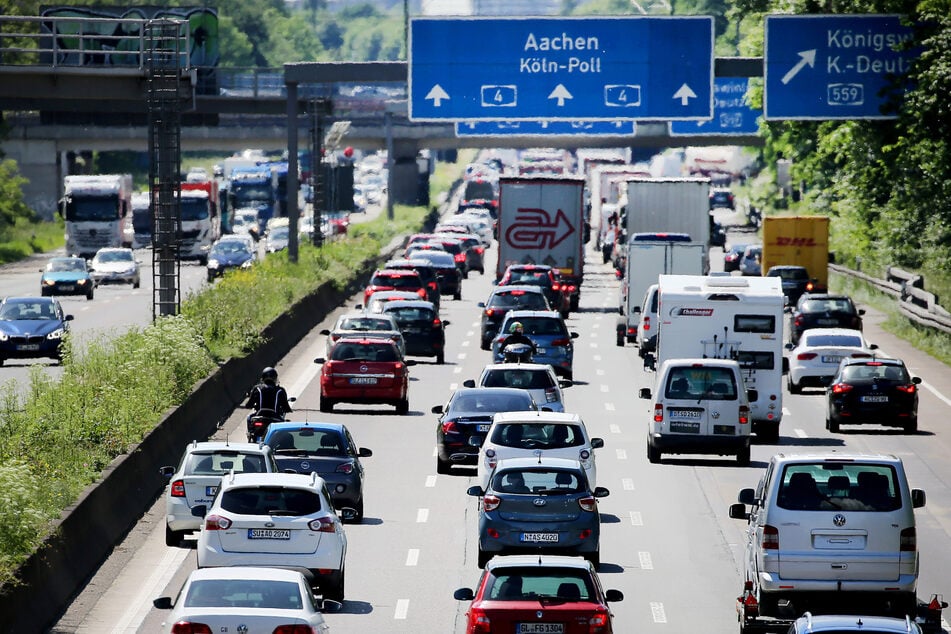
[49,220,951,633]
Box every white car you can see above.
[320,311,405,358]
[785,328,878,394]
[465,363,570,413]
[159,441,280,547]
[194,472,348,601]
[363,290,424,313]
[89,247,141,287]
[153,566,331,634]
[476,411,603,489]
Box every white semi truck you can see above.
[60,174,134,258]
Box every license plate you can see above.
[59,285,75,291]
[16,344,41,351]
[518,624,564,633]
[349,377,378,385]
[248,529,290,540]
[669,421,701,434]
[821,355,843,364]
[477,424,491,432]
[818,319,838,325]
[205,486,219,496]
[861,395,889,403]
[535,348,546,355]
[668,408,702,419]
[520,532,558,543]
[404,327,422,333]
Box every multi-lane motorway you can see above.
[44,225,951,633]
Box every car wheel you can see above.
[436,351,445,364]
[319,398,334,413]
[462,269,469,279]
[436,457,451,475]
[758,421,780,443]
[479,267,485,275]
[904,417,918,434]
[480,339,491,351]
[207,274,214,283]
[323,568,345,603]
[647,441,661,464]
[396,399,409,415]
[477,548,492,569]
[86,289,94,301]
[736,445,751,466]
[561,310,570,319]
[41,288,49,297]
[350,498,364,523]
[133,278,141,289]
[616,329,625,347]
[787,376,802,395]
[828,414,840,433]
[569,295,579,311]
[453,290,462,301]
[165,525,185,548]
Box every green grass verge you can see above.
[0,217,65,265]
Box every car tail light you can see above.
[433,318,442,328]
[642,316,651,332]
[204,514,231,531]
[896,383,917,394]
[552,283,561,291]
[805,281,815,292]
[336,462,355,474]
[476,246,484,254]
[762,525,779,550]
[416,288,427,298]
[739,404,750,425]
[545,388,559,403]
[509,290,525,295]
[171,622,213,634]
[587,610,610,633]
[626,327,636,336]
[454,253,466,262]
[442,421,458,433]
[794,316,803,328]
[551,338,570,346]
[579,496,597,512]
[484,308,496,317]
[470,608,491,633]
[485,448,497,470]
[900,527,917,552]
[309,516,336,533]
[428,281,438,291]
[831,383,853,394]
[797,352,817,360]
[170,479,186,498]
[482,495,501,512]
[653,404,664,423]
[274,626,318,634]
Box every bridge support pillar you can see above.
[388,139,430,208]
[3,139,60,220]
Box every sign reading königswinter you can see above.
[409,16,714,122]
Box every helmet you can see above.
[510,321,524,334]
[261,367,278,385]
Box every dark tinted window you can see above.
[371,274,421,289]
[331,342,399,361]
[489,291,549,310]
[664,367,738,400]
[734,315,776,333]
[801,298,857,314]
[777,464,900,512]
[486,567,595,601]
[483,369,555,390]
[464,181,495,200]
[841,363,908,383]
[386,306,436,322]
[220,486,321,515]
[268,429,347,456]
[185,579,303,609]
[492,468,584,494]
[186,452,267,475]
[737,351,775,371]
[490,423,584,448]
[449,392,534,413]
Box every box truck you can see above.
[761,215,830,293]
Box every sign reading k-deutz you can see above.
[409,16,714,122]
[765,14,919,120]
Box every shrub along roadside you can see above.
[0,202,430,587]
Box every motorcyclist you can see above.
[499,321,537,356]
[245,367,292,436]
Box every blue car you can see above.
[492,310,578,380]
[40,257,95,300]
[206,237,255,282]
[0,296,74,365]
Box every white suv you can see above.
[160,441,280,547]
[477,411,603,489]
[194,472,348,602]
[730,453,925,622]
[466,363,571,412]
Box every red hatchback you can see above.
[454,555,623,634]
[315,337,412,414]
[363,269,428,305]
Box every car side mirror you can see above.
[912,376,922,385]
[466,485,483,497]
[784,342,794,350]
[477,302,486,308]
[737,488,757,505]
[358,448,372,458]
[858,309,866,315]
[159,466,174,479]
[65,314,75,321]
[594,486,610,498]
[463,379,476,388]
[454,588,475,601]
[318,598,342,613]
[405,359,417,366]
[559,379,573,388]
[354,303,364,309]
[729,503,750,520]
[912,489,926,508]
[632,306,641,313]
[443,320,451,326]
[314,357,326,364]
[638,387,651,399]
[746,389,758,403]
[320,329,331,336]
[191,505,207,518]
[152,597,173,610]
[783,305,792,313]
[605,589,624,603]
[869,343,879,350]
[431,405,444,414]
[570,332,579,339]
[590,438,604,449]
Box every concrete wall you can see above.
[3,139,61,220]
[0,207,439,633]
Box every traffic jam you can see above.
[146,148,949,634]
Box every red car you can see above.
[315,337,412,414]
[454,555,623,634]
[363,269,428,305]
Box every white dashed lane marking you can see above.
[406,549,419,566]
[416,509,429,523]
[795,429,808,438]
[457,353,467,360]
[425,475,437,487]
[454,367,462,374]
[622,478,634,491]
[394,599,410,620]
[609,424,621,434]
[630,511,643,525]
[461,340,470,347]
[593,355,602,361]
[600,385,609,393]
[604,403,615,412]
[639,552,654,570]
[616,449,628,460]
[651,602,667,623]
[449,383,458,391]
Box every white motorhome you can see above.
[60,174,133,258]
[652,274,785,441]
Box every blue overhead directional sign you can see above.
[765,14,918,120]
[669,78,761,136]
[455,120,636,137]
[409,16,714,122]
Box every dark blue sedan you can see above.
[40,257,95,300]
[0,297,74,365]
[206,238,255,282]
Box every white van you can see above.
[638,358,752,465]
[637,284,659,358]
[730,453,925,620]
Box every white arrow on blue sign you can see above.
[669,77,761,136]
[455,120,636,137]
[765,14,918,120]
[409,16,714,122]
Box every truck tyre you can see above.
[758,421,780,443]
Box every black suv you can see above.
[478,286,550,350]
[789,293,865,345]
[766,265,813,305]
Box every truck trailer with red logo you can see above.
[496,176,586,311]
[761,215,830,293]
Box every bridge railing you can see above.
[0,14,189,70]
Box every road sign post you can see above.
[410,16,714,122]
[765,14,918,120]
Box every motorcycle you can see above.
[246,407,286,443]
[501,342,535,364]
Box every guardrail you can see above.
[830,263,951,335]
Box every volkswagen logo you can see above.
[265,521,275,528]
[833,513,847,527]
[711,410,720,419]
[360,364,368,373]
[237,625,249,634]
[533,498,547,507]
[536,611,544,619]
[300,461,310,471]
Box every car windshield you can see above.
[47,259,86,272]
[483,369,555,390]
[95,250,133,263]
[777,464,901,512]
[841,363,908,383]
[211,242,250,256]
[268,429,346,456]
[184,579,303,609]
[185,452,267,475]
[330,342,399,362]
[0,301,58,320]
[490,423,584,448]
[802,298,855,313]
[490,291,548,310]
[486,567,595,601]
[804,334,864,347]
[492,468,585,494]
[450,393,534,413]
[220,486,321,515]
[502,317,567,336]
[664,367,738,400]
[340,317,393,331]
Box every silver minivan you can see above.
[730,453,925,620]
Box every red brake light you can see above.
[551,283,561,291]
[484,309,496,317]
[170,479,186,498]
[482,495,501,512]
[797,352,817,360]
[433,318,442,328]
[205,514,231,531]
[274,626,319,634]
[896,383,917,394]
[551,338,570,346]
[794,316,803,327]
[470,608,491,633]
[509,290,525,296]
[900,527,917,552]
[171,623,213,634]
[442,421,458,433]
[653,404,664,423]
[587,611,610,632]
[642,316,651,332]
[417,288,427,298]
[454,253,466,262]
[310,516,336,533]
[739,404,750,425]
[831,383,853,394]
[762,525,779,550]
[336,462,355,474]
[578,496,597,512]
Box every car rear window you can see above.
[483,369,555,390]
[340,317,393,331]
[664,367,738,400]
[769,268,809,280]
[777,464,901,512]
[489,291,548,310]
[803,334,864,347]
[186,452,267,475]
[802,298,855,313]
[464,181,495,201]
[268,429,346,456]
[385,306,436,322]
[331,342,399,361]
[841,363,908,383]
[371,273,420,289]
[489,423,584,448]
[505,270,551,286]
[450,392,534,413]
[486,567,595,601]
[185,579,304,609]
[492,468,584,494]
[220,486,322,515]
[506,317,567,336]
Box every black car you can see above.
[790,293,865,345]
[709,187,735,210]
[382,299,449,363]
[722,243,748,272]
[263,422,372,522]
[825,358,921,433]
[766,265,814,305]
[478,285,550,350]
[408,251,462,300]
[432,387,537,474]
[384,258,441,310]
[498,264,568,317]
